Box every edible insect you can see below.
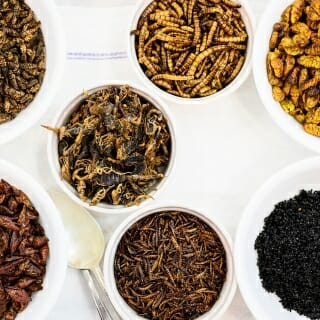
[44,85,171,207]
[267,0,320,136]
[114,211,227,320]
[0,0,46,124]
[133,0,248,98]
[0,179,49,320]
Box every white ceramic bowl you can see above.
[253,0,320,153]
[47,82,176,215]
[0,0,65,145]
[0,158,67,320]
[104,205,236,320]
[129,0,255,105]
[235,157,320,320]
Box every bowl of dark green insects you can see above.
[104,204,236,320]
[45,83,176,215]
[129,0,254,104]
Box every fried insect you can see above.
[291,0,305,23]
[44,85,171,207]
[0,0,45,124]
[133,0,248,98]
[267,0,320,136]
[114,211,227,320]
[0,180,49,320]
[272,86,286,102]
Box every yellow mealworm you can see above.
[201,6,224,15]
[192,11,201,46]
[154,79,172,90]
[187,45,230,76]
[181,25,194,32]
[174,51,189,70]
[187,0,196,24]
[199,88,218,96]
[167,53,174,72]
[200,33,208,52]
[207,21,218,47]
[152,74,194,81]
[171,2,184,17]
[222,0,241,8]
[216,35,247,43]
[164,43,191,51]
[226,55,245,84]
[216,14,234,35]
[138,22,148,59]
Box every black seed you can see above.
[255,190,320,319]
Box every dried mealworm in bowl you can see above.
[129,0,254,104]
[104,205,236,320]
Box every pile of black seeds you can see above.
[255,190,320,319]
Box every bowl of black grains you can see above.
[104,205,236,320]
[0,0,65,144]
[235,156,320,320]
[45,83,176,215]
[129,0,254,104]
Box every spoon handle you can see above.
[82,267,121,320]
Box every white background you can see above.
[3,0,314,319]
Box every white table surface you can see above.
[2,0,314,319]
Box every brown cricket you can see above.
[0,179,49,320]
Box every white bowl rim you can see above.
[235,156,320,320]
[0,158,67,320]
[0,0,65,145]
[104,204,237,320]
[128,0,255,105]
[253,0,320,154]
[47,81,177,215]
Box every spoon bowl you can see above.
[49,191,104,269]
[49,190,121,320]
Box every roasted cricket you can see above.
[133,0,248,98]
[0,179,49,320]
[267,0,320,137]
[114,211,227,320]
[45,85,171,207]
[0,0,46,124]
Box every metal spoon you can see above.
[49,190,121,320]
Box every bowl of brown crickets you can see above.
[129,0,254,104]
[45,83,176,215]
[104,204,236,320]
[0,158,67,320]
[0,0,65,144]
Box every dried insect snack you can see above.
[0,0,46,124]
[45,85,171,207]
[0,179,49,320]
[266,0,320,137]
[255,190,320,319]
[132,0,248,99]
[114,210,227,320]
